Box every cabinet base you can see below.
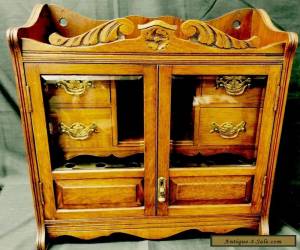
[258,216,270,235]
[36,225,47,250]
[44,215,260,243]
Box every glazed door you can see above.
[25,63,157,219]
[157,65,281,216]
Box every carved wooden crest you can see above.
[48,16,258,50]
[138,20,177,51]
[49,18,135,47]
[144,28,169,51]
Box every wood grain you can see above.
[49,108,112,150]
[44,79,111,108]
[169,176,253,205]
[55,178,143,209]
[198,107,261,146]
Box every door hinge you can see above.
[25,85,33,112]
[273,85,280,112]
[261,176,267,198]
[38,181,45,205]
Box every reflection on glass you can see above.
[42,75,144,170]
[171,76,198,142]
[170,75,267,168]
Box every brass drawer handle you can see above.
[157,177,166,203]
[59,122,97,140]
[56,80,94,96]
[216,76,251,96]
[210,121,246,139]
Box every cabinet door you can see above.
[25,64,157,219]
[157,65,281,216]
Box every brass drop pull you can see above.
[56,80,94,96]
[216,76,251,96]
[157,177,166,203]
[59,122,97,140]
[210,121,246,139]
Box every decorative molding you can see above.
[138,20,177,31]
[144,28,169,51]
[216,76,251,96]
[48,17,259,50]
[181,20,257,49]
[55,80,94,95]
[49,18,135,47]
[210,121,246,139]
[59,122,97,140]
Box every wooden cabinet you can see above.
[7,4,297,249]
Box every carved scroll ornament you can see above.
[49,18,135,47]
[216,76,251,96]
[210,121,246,139]
[181,20,257,49]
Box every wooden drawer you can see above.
[198,107,261,146]
[170,175,253,205]
[49,108,112,150]
[200,76,265,107]
[44,80,111,107]
[54,177,144,209]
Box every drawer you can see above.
[170,175,253,205]
[44,80,111,107]
[198,107,261,146]
[54,178,144,209]
[200,76,265,107]
[49,108,112,150]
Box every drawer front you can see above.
[170,176,253,205]
[49,108,112,150]
[201,76,265,107]
[198,107,260,146]
[55,178,144,209]
[44,80,111,107]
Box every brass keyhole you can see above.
[157,177,166,203]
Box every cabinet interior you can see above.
[41,74,266,170]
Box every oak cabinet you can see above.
[7,4,297,249]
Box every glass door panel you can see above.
[42,75,144,170]
[170,75,267,167]
[158,65,280,216]
[25,64,156,218]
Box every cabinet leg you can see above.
[36,226,47,250]
[259,216,269,235]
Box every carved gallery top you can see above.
[9,4,297,55]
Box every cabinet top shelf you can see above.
[7,4,297,56]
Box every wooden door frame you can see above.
[157,64,282,216]
[24,63,157,219]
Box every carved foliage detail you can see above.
[48,17,258,50]
[49,18,135,47]
[145,28,169,50]
[181,20,257,49]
